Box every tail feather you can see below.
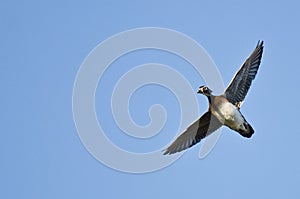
[238,122,254,138]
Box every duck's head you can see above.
[197,85,212,96]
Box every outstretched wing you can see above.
[163,111,222,155]
[225,41,264,108]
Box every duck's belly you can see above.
[212,102,245,129]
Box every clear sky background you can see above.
[2,0,300,198]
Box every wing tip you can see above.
[257,40,264,48]
[162,148,179,155]
[162,149,170,155]
[255,40,264,60]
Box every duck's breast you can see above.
[211,96,245,128]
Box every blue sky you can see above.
[1,0,300,198]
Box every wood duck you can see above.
[164,41,264,155]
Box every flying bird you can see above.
[163,41,264,155]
